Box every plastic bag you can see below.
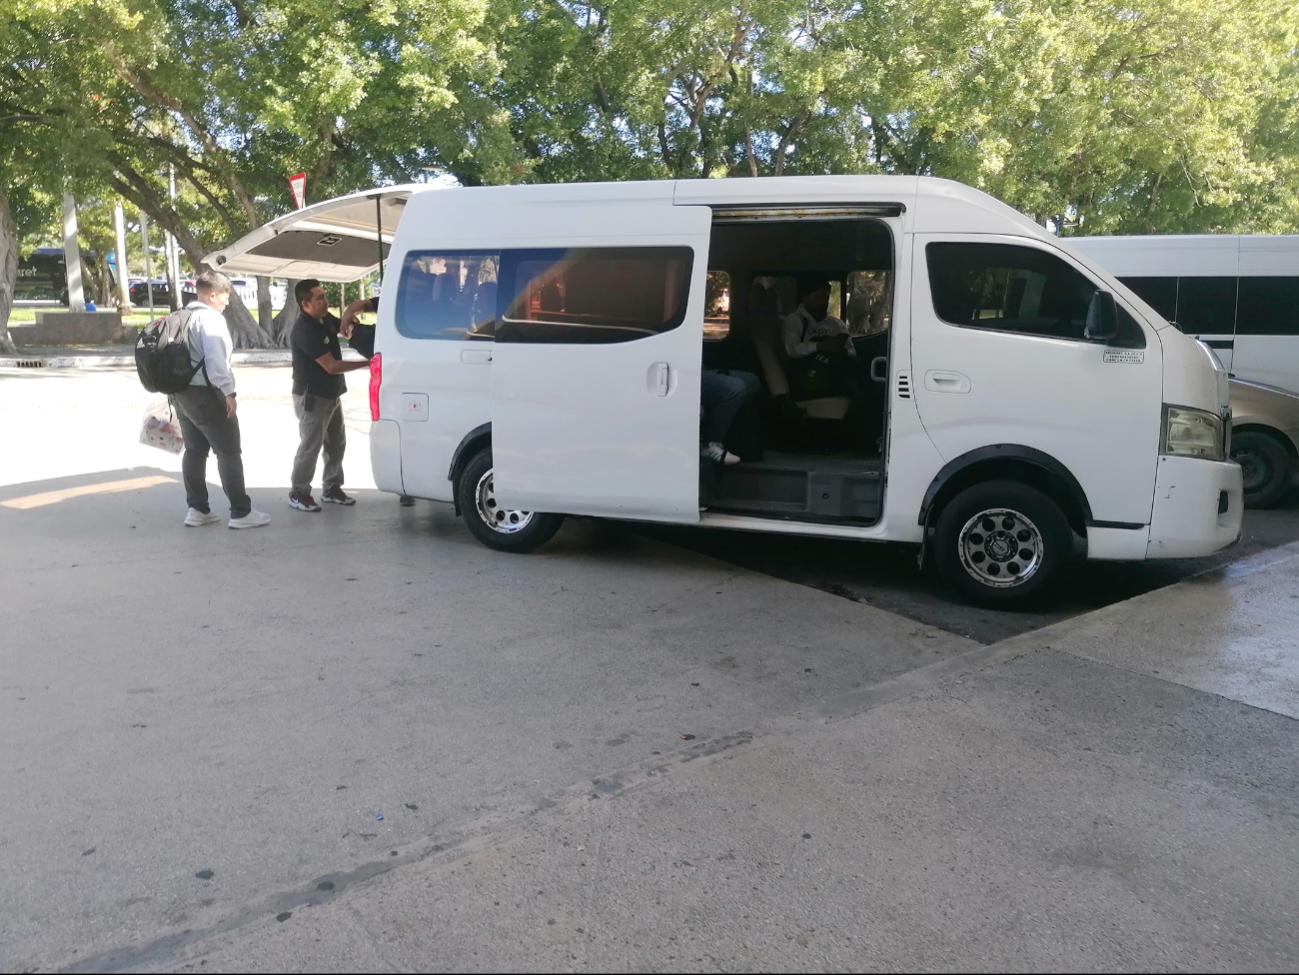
[140,395,185,454]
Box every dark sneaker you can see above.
[321,487,356,506]
[289,491,322,512]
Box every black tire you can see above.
[1231,429,1294,509]
[934,480,1072,604]
[455,447,564,553]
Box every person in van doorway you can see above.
[289,279,370,511]
[173,270,271,529]
[783,277,870,417]
[340,295,415,508]
[700,369,760,465]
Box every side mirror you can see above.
[1084,290,1119,343]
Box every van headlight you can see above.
[1161,405,1225,461]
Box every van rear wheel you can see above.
[456,447,563,553]
[934,480,1070,604]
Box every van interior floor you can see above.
[702,450,884,524]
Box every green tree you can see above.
[494,0,1299,234]
[2,0,523,346]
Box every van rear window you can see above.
[393,251,499,341]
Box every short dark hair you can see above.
[799,277,831,298]
[195,270,232,296]
[296,279,323,306]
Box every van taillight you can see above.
[369,353,382,421]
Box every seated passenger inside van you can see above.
[700,369,760,466]
[782,278,869,415]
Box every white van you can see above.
[208,177,1243,602]
[1068,235,1299,394]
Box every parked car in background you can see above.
[1228,377,1299,508]
[129,279,196,307]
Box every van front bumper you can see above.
[1146,456,1242,559]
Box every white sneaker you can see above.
[701,442,742,466]
[228,509,271,530]
[184,508,221,527]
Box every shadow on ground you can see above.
[643,485,1299,644]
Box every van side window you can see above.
[497,247,693,344]
[394,250,499,341]
[1176,277,1237,336]
[704,271,731,340]
[1236,277,1299,336]
[1119,276,1177,322]
[927,242,1143,346]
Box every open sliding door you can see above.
[491,204,712,522]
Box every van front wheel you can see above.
[934,480,1070,603]
[456,447,564,553]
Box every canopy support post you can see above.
[375,197,385,283]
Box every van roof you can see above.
[206,175,1050,281]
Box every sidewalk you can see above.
[0,345,294,368]
[105,545,1299,973]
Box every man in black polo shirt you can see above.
[288,279,369,511]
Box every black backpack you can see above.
[135,309,203,393]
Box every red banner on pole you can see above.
[288,173,306,210]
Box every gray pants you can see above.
[171,385,251,518]
[291,393,345,496]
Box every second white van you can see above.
[209,176,1243,603]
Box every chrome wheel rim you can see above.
[958,507,1043,589]
[475,469,535,535]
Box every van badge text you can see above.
[1103,350,1144,364]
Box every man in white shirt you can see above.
[782,278,856,361]
[170,270,271,529]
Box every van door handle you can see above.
[924,370,971,394]
[653,362,671,397]
[460,349,492,365]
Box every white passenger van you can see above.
[1068,235,1299,394]
[207,177,1243,602]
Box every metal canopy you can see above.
[203,185,428,282]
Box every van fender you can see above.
[448,422,492,515]
[917,445,1101,536]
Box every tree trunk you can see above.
[270,278,301,347]
[174,238,271,348]
[0,185,16,355]
[256,275,273,331]
[163,232,180,311]
[104,169,273,347]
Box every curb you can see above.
[1,350,296,370]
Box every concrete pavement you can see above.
[120,546,1299,974]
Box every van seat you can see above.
[796,396,852,420]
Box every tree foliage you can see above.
[2,0,1297,346]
